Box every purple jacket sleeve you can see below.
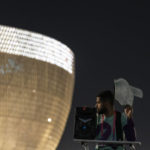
[123,118,136,141]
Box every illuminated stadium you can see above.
[0,25,75,150]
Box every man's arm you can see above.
[121,105,136,141]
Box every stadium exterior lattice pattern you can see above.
[0,25,75,150]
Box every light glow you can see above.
[48,118,52,122]
[0,25,74,74]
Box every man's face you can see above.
[96,97,102,111]
[96,97,107,114]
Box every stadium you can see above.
[0,25,75,150]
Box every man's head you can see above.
[96,90,114,114]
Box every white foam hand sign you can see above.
[114,78,143,106]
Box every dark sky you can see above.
[0,0,149,150]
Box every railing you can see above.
[74,139,142,150]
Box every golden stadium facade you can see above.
[0,25,75,150]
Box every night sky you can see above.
[0,0,149,150]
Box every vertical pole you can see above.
[129,145,136,150]
[81,142,90,150]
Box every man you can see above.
[95,90,136,150]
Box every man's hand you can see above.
[124,105,133,119]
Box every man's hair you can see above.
[97,90,114,106]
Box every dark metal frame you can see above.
[74,139,142,150]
